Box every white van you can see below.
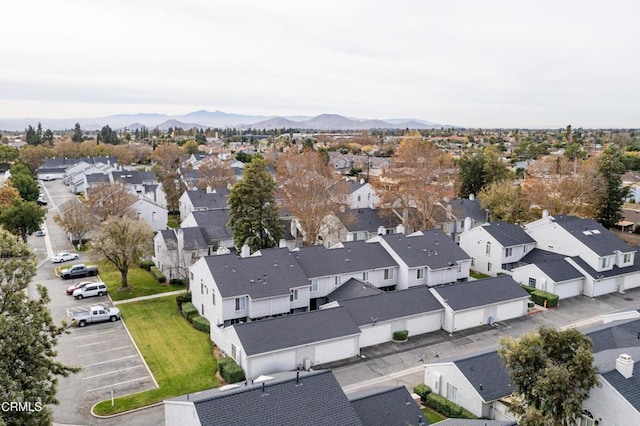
[73,282,108,300]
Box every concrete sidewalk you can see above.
[112,289,186,305]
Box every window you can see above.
[190,272,194,281]
[334,276,341,286]
[487,262,492,272]
[417,268,424,279]
[357,195,361,202]
[505,247,512,257]
[528,277,536,288]
[152,212,156,221]
[200,282,204,294]
[201,304,204,316]
[486,242,491,255]
[601,257,610,268]
[457,263,462,273]
[235,297,246,311]
[578,410,595,426]
[212,289,215,305]
[310,279,318,292]
[446,383,458,402]
[624,253,632,263]
[471,258,475,267]
[384,268,393,280]
[290,289,299,302]
[362,271,369,281]
[231,343,237,360]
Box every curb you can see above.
[91,401,163,419]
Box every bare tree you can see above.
[90,217,154,289]
[54,198,98,247]
[277,150,350,246]
[374,131,454,232]
[152,143,184,211]
[86,183,137,222]
[197,156,234,191]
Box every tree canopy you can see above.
[498,326,598,426]
[228,157,283,252]
[0,228,78,425]
[595,144,628,228]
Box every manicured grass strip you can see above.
[421,407,447,423]
[93,296,219,415]
[99,262,181,301]
[469,271,491,279]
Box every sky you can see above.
[2,0,640,128]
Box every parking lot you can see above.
[30,179,161,425]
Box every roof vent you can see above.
[616,354,634,378]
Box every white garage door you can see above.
[315,338,357,364]
[360,323,392,348]
[496,300,526,321]
[249,351,296,378]
[454,309,484,332]
[553,280,583,299]
[593,279,617,297]
[406,313,442,336]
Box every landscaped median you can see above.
[92,295,219,416]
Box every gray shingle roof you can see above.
[189,210,232,241]
[173,370,364,426]
[327,278,383,301]
[233,307,360,355]
[185,189,230,210]
[601,362,640,413]
[520,249,584,282]
[453,351,514,402]
[587,319,640,353]
[551,215,632,255]
[111,170,143,185]
[432,275,529,311]
[482,222,535,247]
[345,208,400,232]
[179,227,208,251]
[348,386,424,426]
[205,248,309,299]
[338,286,444,326]
[158,229,178,250]
[381,230,471,269]
[85,173,110,184]
[449,197,487,223]
[570,255,640,279]
[294,240,397,279]
[436,420,516,426]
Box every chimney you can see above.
[279,239,286,248]
[616,354,634,378]
[241,244,251,258]
[542,209,549,218]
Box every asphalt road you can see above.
[30,179,164,426]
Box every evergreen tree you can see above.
[9,162,39,202]
[71,123,83,143]
[228,158,283,252]
[595,144,628,228]
[457,149,485,198]
[0,228,78,425]
[0,200,47,242]
[499,327,598,426]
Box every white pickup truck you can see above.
[67,305,121,327]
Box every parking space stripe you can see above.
[77,340,116,348]
[71,329,118,339]
[83,365,144,380]
[77,346,131,357]
[83,355,138,368]
[85,376,151,393]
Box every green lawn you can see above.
[93,296,219,416]
[99,262,183,301]
[421,407,446,423]
[469,270,491,280]
[167,213,180,229]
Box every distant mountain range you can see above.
[0,110,452,131]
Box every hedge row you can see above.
[150,266,167,283]
[176,292,192,309]
[413,384,432,402]
[192,315,210,333]
[530,289,559,308]
[181,302,198,321]
[521,285,537,295]
[425,393,477,419]
[218,357,246,384]
[140,259,155,271]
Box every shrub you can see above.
[530,289,559,308]
[413,384,432,402]
[169,278,186,286]
[150,266,167,283]
[521,285,537,295]
[176,291,192,309]
[426,393,477,419]
[393,330,409,341]
[181,302,198,322]
[140,259,155,271]
[218,357,246,384]
[192,315,210,333]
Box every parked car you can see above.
[35,230,46,237]
[66,280,96,295]
[36,195,48,206]
[51,252,79,263]
[67,305,120,327]
[60,264,99,280]
[73,282,108,300]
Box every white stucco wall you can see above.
[582,376,640,426]
[424,363,484,417]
